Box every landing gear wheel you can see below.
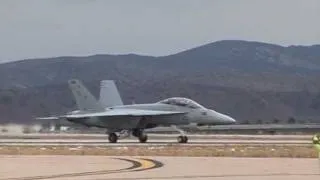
[108,133,118,143]
[177,136,188,143]
[138,134,148,143]
[132,128,148,143]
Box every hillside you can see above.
[1,40,320,124]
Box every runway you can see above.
[0,155,319,180]
[0,139,310,146]
[0,133,312,146]
[0,134,319,179]
[0,133,313,140]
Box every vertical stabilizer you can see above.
[99,80,123,107]
[68,79,104,111]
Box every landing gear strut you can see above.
[132,129,148,143]
[172,125,188,143]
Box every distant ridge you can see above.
[0,40,320,124]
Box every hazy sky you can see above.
[0,0,319,62]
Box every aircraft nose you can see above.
[218,113,236,124]
[225,115,236,124]
[210,110,236,124]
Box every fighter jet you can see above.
[37,79,236,143]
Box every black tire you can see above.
[108,133,118,143]
[177,136,188,143]
[183,136,188,143]
[139,134,148,143]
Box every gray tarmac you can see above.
[0,133,313,140]
[0,133,311,146]
[0,139,309,146]
[0,155,319,180]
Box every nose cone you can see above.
[222,114,236,124]
[209,110,236,125]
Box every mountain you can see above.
[1,40,320,124]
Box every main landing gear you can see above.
[107,126,188,144]
[108,132,118,143]
[132,129,148,143]
[177,135,188,143]
[107,129,148,143]
[172,125,188,143]
[107,130,130,143]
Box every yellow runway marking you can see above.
[2,157,164,180]
[132,158,164,172]
[140,158,156,169]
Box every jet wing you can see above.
[63,109,186,119]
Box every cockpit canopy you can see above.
[157,97,205,109]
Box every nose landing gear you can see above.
[172,125,189,143]
[108,132,118,143]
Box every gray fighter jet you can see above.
[37,79,236,143]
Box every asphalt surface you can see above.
[0,155,319,180]
[0,134,318,179]
[0,133,313,140]
[0,133,312,146]
[0,139,310,146]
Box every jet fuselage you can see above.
[67,101,236,130]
